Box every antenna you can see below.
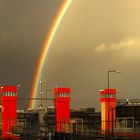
[39,78,43,108]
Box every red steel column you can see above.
[1,86,18,138]
[100,89,116,134]
[54,87,70,133]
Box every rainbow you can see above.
[29,0,72,108]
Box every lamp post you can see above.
[107,70,121,94]
[107,70,121,138]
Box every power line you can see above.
[18,97,54,100]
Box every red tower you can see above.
[100,89,116,133]
[1,86,18,137]
[54,87,70,133]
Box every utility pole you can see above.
[107,70,121,139]
[39,80,43,108]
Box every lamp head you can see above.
[115,70,121,73]
[108,70,121,73]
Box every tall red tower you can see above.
[54,87,70,133]
[1,86,18,137]
[100,89,116,134]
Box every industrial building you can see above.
[115,99,140,135]
[44,106,101,135]
[99,89,140,139]
[1,86,140,139]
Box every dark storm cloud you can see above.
[0,0,63,109]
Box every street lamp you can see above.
[107,70,121,92]
[107,70,121,138]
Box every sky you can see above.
[1,0,140,110]
[0,0,63,109]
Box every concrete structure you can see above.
[54,87,70,133]
[1,86,18,138]
[44,106,101,137]
[28,107,45,137]
[100,89,116,133]
[116,99,140,130]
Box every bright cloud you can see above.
[94,37,140,60]
[95,38,140,52]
